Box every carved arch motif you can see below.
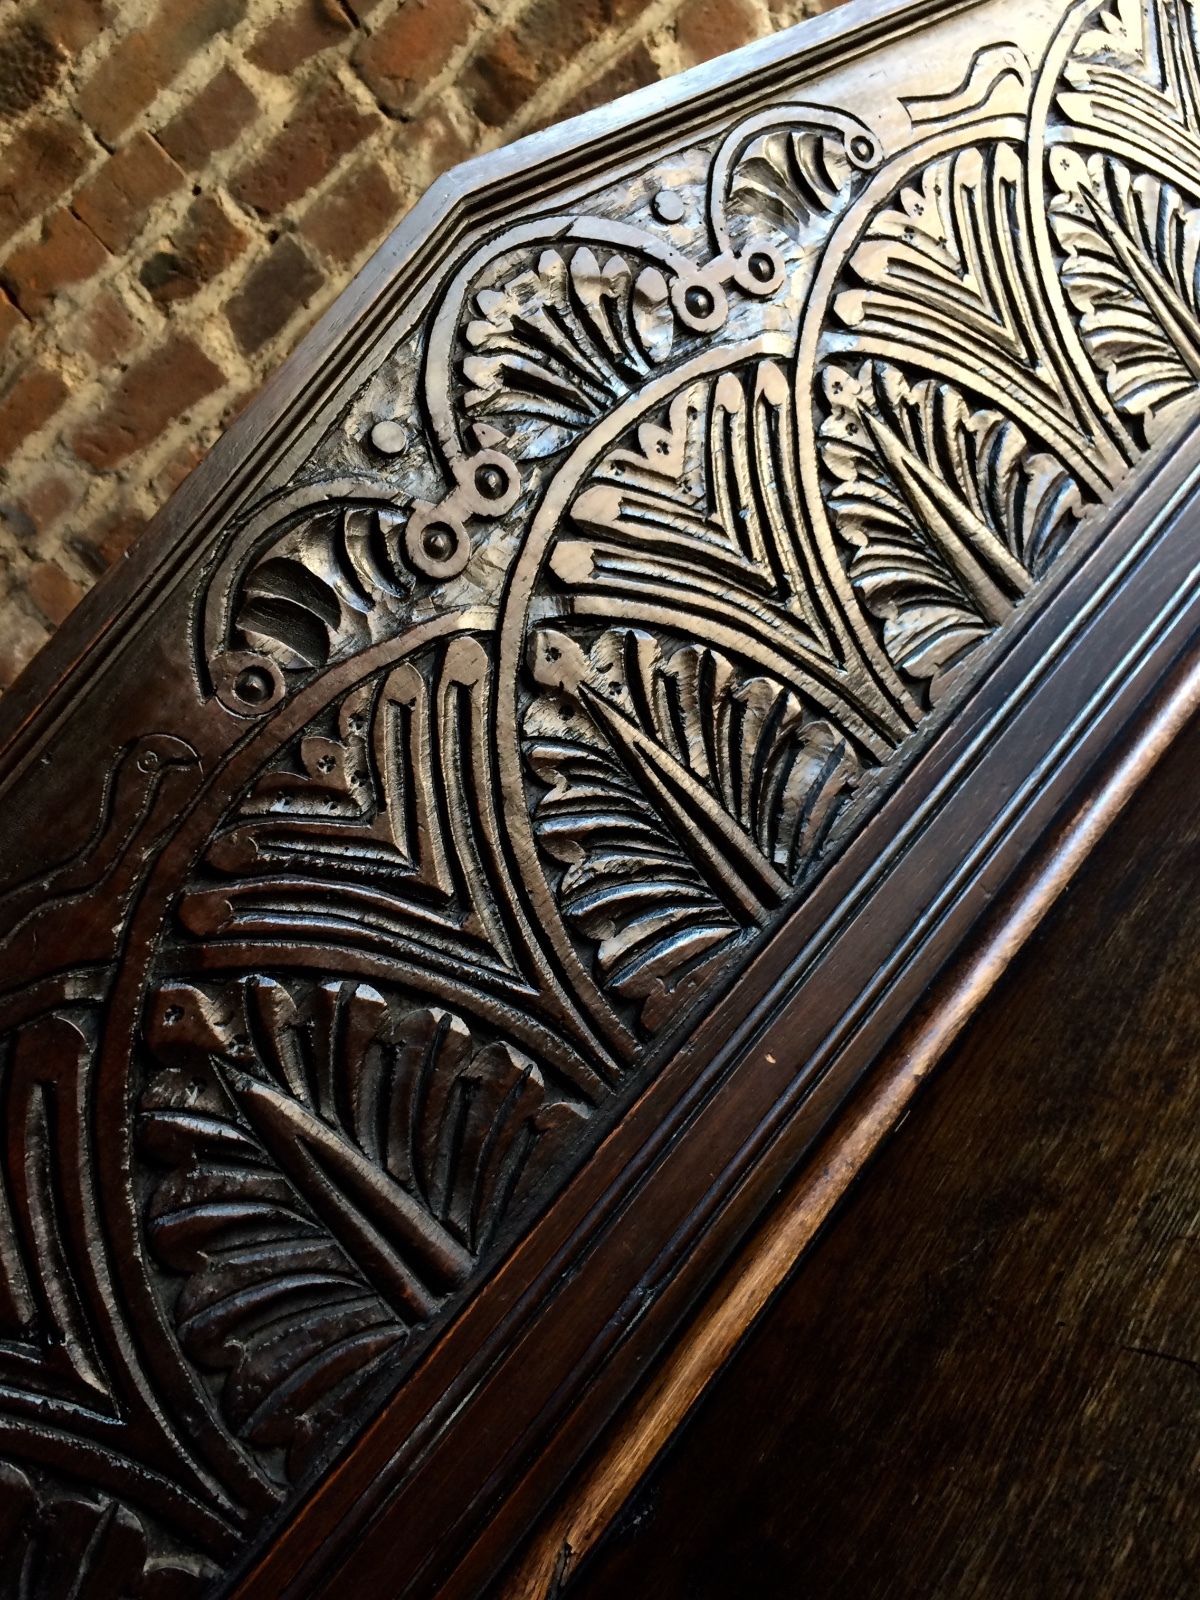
[2,3,1200,1590]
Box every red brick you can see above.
[464,0,647,127]
[71,332,222,469]
[0,114,93,247]
[139,193,248,305]
[677,0,763,65]
[74,504,147,571]
[231,78,380,216]
[0,17,66,119]
[18,472,80,538]
[0,290,25,348]
[299,158,399,267]
[73,286,139,364]
[248,0,353,75]
[157,66,259,171]
[1,208,109,316]
[463,32,535,128]
[549,40,659,125]
[40,0,107,55]
[76,0,248,145]
[73,132,184,253]
[0,607,50,690]
[402,103,472,182]
[27,559,84,625]
[354,0,476,116]
[0,362,69,462]
[226,235,325,355]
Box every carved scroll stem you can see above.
[435,636,526,972]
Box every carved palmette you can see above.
[2,1,1199,1591]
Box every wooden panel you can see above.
[568,705,1200,1600]
[0,2,1199,1595]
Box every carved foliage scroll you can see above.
[3,3,1200,1592]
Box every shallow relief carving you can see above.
[2,1,1200,1590]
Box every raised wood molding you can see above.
[2,2,1200,1595]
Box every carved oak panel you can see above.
[2,1,1200,1594]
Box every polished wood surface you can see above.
[570,710,1200,1600]
[4,4,1200,1594]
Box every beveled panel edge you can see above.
[505,631,1200,1600]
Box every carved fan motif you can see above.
[462,246,678,458]
[229,500,414,673]
[6,3,1200,1593]
[713,107,882,254]
[140,978,583,1480]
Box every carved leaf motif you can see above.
[1055,0,1200,257]
[836,144,1037,369]
[0,1463,213,1600]
[141,979,583,1478]
[1050,150,1200,439]
[524,628,861,1030]
[462,247,676,457]
[1073,0,1146,61]
[553,358,914,755]
[568,362,832,625]
[185,651,518,986]
[820,361,1082,687]
[832,138,1129,495]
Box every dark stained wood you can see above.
[4,5,1200,1597]
[568,708,1200,1600]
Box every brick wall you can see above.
[0,0,842,689]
